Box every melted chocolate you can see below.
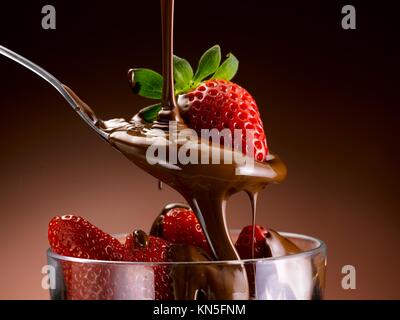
[103,122,287,262]
[266,229,302,257]
[150,203,190,238]
[153,0,185,129]
[167,245,248,300]
[151,205,303,300]
[63,85,98,123]
[105,121,286,300]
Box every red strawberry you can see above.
[60,263,115,300]
[61,259,157,300]
[130,45,269,162]
[235,225,272,260]
[234,225,272,297]
[48,215,125,300]
[48,215,124,261]
[123,230,173,300]
[150,205,212,256]
[178,79,268,162]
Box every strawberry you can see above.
[61,258,156,300]
[235,225,272,260]
[178,80,268,162]
[234,225,272,298]
[60,264,115,300]
[150,204,212,256]
[123,230,173,300]
[48,215,125,300]
[129,45,269,162]
[48,215,124,261]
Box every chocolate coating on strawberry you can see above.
[124,230,174,300]
[150,204,212,255]
[128,45,269,162]
[235,225,301,260]
[235,225,272,260]
[150,203,190,238]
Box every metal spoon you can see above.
[0,45,108,140]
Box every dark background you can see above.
[0,0,398,299]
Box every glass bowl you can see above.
[47,231,327,300]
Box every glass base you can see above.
[47,231,327,300]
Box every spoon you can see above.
[0,45,108,140]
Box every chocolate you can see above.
[132,230,149,248]
[99,95,286,300]
[167,245,248,300]
[63,85,98,123]
[150,203,190,238]
[152,0,185,129]
[106,124,286,260]
[266,229,302,257]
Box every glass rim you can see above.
[47,231,327,266]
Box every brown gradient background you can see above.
[0,1,399,299]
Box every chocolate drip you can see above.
[248,191,259,259]
[108,129,286,257]
[153,0,185,129]
[72,97,290,300]
[248,191,258,294]
[167,245,249,300]
[109,125,287,299]
[63,85,98,123]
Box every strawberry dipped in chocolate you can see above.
[130,45,268,162]
[150,203,212,256]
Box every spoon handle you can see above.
[0,45,107,140]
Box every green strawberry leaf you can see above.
[139,103,162,123]
[213,53,239,81]
[130,68,163,100]
[193,45,221,83]
[129,45,240,102]
[173,55,193,92]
